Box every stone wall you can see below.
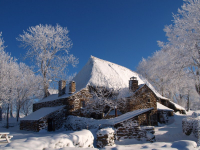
[114,115,155,142]
[96,127,115,148]
[120,85,158,126]
[20,120,39,132]
[20,107,66,132]
[33,88,91,116]
[38,107,66,131]
[33,98,67,112]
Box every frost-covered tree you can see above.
[137,0,200,108]
[0,32,43,126]
[0,33,19,127]
[14,63,43,121]
[17,24,79,98]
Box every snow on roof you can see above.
[21,106,65,120]
[37,56,169,104]
[168,101,186,111]
[104,107,154,125]
[36,87,76,103]
[48,89,58,95]
[157,102,174,111]
[73,56,169,100]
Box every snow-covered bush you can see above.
[182,117,193,136]
[64,115,100,130]
[192,119,199,138]
[182,116,200,138]
[192,112,199,118]
[96,127,115,148]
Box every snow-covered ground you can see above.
[0,111,199,150]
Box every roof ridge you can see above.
[90,55,138,76]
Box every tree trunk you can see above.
[9,103,13,118]
[6,104,9,129]
[0,106,2,121]
[16,104,20,122]
[187,92,190,111]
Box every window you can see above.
[70,105,74,109]
[81,101,85,108]
[147,99,150,103]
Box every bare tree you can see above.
[17,24,79,98]
[83,85,128,118]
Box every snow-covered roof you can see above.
[73,56,169,100]
[48,89,58,95]
[168,101,185,111]
[37,56,169,104]
[157,102,174,111]
[21,106,65,120]
[104,107,154,125]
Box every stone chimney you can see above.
[58,80,66,97]
[129,77,139,92]
[69,81,76,94]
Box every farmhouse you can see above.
[20,56,181,132]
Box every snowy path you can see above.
[155,113,196,143]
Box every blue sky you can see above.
[0,0,183,76]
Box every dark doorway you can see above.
[48,118,55,131]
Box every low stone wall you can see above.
[96,127,115,148]
[20,120,39,132]
[115,118,155,142]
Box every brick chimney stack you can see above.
[58,80,66,97]
[69,81,76,94]
[129,77,139,92]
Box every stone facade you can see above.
[96,113,156,148]
[119,85,158,126]
[33,88,90,114]
[20,107,66,132]
[23,79,164,132]
[114,113,155,142]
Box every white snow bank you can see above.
[4,130,94,150]
[21,106,65,120]
[157,102,174,111]
[171,140,197,150]
[104,140,197,150]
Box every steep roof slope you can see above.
[73,56,169,100]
